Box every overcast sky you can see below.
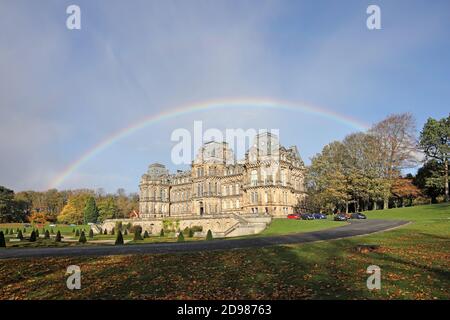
[1,0,449,193]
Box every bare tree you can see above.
[369,113,419,208]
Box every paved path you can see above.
[0,219,408,260]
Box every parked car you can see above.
[334,213,348,221]
[301,213,315,220]
[287,213,301,220]
[350,212,367,219]
[313,213,327,219]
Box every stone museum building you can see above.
[139,132,306,218]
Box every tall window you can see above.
[251,170,258,186]
[281,170,287,186]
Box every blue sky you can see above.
[0,0,449,193]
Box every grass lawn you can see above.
[0,203,448,299]
[259,217,343,236]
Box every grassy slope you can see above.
[0,203,448,300]
[260,218,342,236]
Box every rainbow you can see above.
[49,97,369,189]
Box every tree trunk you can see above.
[445,158,449,202]
[383,197,389,209]
[345,202,349,214]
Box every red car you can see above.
[287,213,301,219]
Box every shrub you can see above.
[51,228,54,234]
[72,228,75,233]
[104,229,107,235]
[16,228,20,233]
[124,229,128,236]
[29,230,37,242]
[177,231,185,242]
[0,231,5,247]
[98,227,102,234]
[111,227,115,235]
[44,230,50,239]
[115,221,123,232]
[23,228,26,233]
[206,230,213,241]
[55,231,62,242]
[89,229,94,239]
[143,230,149,238]
[133,230,143,241]
[35,229,39,238]
[130,225,142,234]
[75,229,80,237]
[115,230,124,245]
[188,228,194,238]
[5,228,9,235]
[183,226,190,234]
[79,231,87,243]
[17,230,24,240]
[191,225,203,232]
[160,228,164,237]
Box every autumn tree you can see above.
[419,115,450,202]
[391,178,421,207]
[57,192,91,224]
[97,196,120,222]
[369,113,419,208]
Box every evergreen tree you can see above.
[206,230,213,241]
[111,227,115,235]
[35,229,39,238]
[55,231,62,242]
[72,228,75,233]
[103,229,107,235]
[115,230,124,245]
[16,228,20,233]
[188,228,194,238]
[143,230,149,238]
[51,228,54,234]
[5,228,8,235]
[17,230,23,240]
[160,228,164,237]
[44,230,50,239]
[177,231,185,242]
[89,229,94,239]
[79,231,87,243]
[23,228,26,233]
[124,229,128,236]
[133,230,143,241]
[83,196,99,224]
[29,230,37,242]
[75,229,80,237]
[0,231,5,247]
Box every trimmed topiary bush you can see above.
[143,230,149,238]
[111,227,115,235]
[188,229,194,238]
[35,229,39,238]
[177,231,185,242]
[0,231,5,247]
[115,230,124,245]
[133,230,143,241]
[206,230,213,241]
[124,229,128,236]
[29,230,37,242]
[104,229,107,235]
[55,231,62,242]
[51,228,54,234]
[17,230,24,241]
[89,229,94,239]
[160,228,164,237]
[44,230,50,239]
[23,228,26,233]
[75,229,80,237]
[79,231,87,243]
[72,228,75,233]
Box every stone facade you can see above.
[139,132,306,218]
